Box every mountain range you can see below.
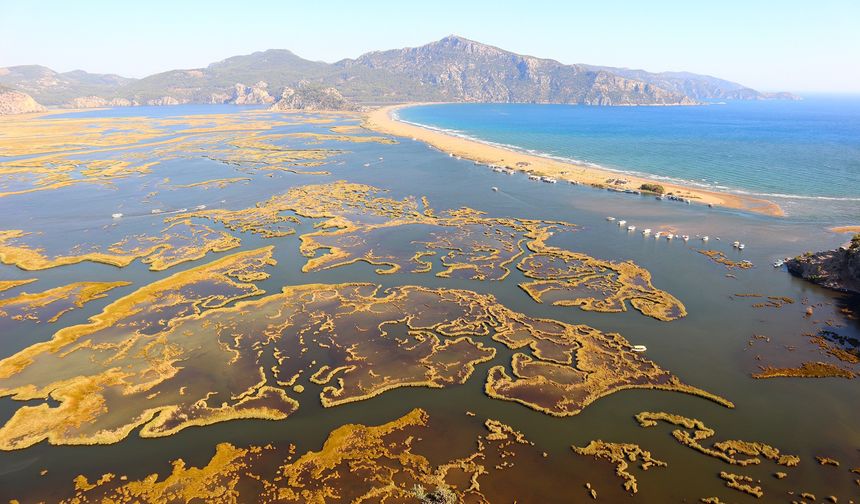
[0,35,797,111]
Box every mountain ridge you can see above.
[0,35,798,108]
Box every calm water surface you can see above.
[399,98,860,222]
[0,105,858,502]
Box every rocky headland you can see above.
[786,235,860,293]
[269,84,358,111]
[0,87,46,115]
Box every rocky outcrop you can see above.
[65,96,139,108]
[207,92,231,104]
[0,87,46,115]
[146,96,184,106]
[342,35,697,105]
[786,235,860,294]
[269,85,358,111]
[231,81,274,104]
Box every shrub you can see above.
[639,183,665,194]
[413,483,457,504]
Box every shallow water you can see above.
[0,105,858,502]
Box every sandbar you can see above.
[365,104,784,217]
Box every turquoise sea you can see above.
[398,97,860,222]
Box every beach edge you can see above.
[363,103,785,217]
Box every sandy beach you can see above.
[829,226,860,234]
[364,104,785,217]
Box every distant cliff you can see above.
[340,36,696,105]
[0,35,798,108]
[581,67,801,102]
[269,84,358,111]
[0,86,45,115]
[65,96,139,108]
[786,235,860,294]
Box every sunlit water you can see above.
[0,105,858,502]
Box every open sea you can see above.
[398,97,860,222]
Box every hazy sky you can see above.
[1,0,858,93]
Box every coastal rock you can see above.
[231,81,274,105]
[65,96,139,108]
[0,87,46,115]
[785,235,860,293]
[207,92,231,104]
[269,84,358,111]
[146,96,184,106]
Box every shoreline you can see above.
[364,103,785,217]
[830,226,860,234]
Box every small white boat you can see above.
[738,243,745,250]
[606,217,616,221]
[702,236,709,242]
[491,186,499,192]
[194,204,206,210]
[541,176,558,184]
[773,260,784,268]
[666,233,674,240]
[363,163,370,167]
[378,156,384,160]
[732,241,740,248]
[627,225,636,231]
[682,235,690,242]
[631,345,647,352]
[642,228,651,235]
[178,208,188,212]
[111,213,123,219]
[654,232,662,239]
[528,175,541,181]
[618,220,627,226]
[151,209,163,214]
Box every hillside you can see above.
[0,65,134,105]
[0,85,46,115]
[0,36,796,107]
[582,66,800,101]
[339,35,695,105]
[786,235,860,294]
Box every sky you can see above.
[1,0,858,93]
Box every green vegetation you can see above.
[639,183,665,194]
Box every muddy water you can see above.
[0,106,858,502]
